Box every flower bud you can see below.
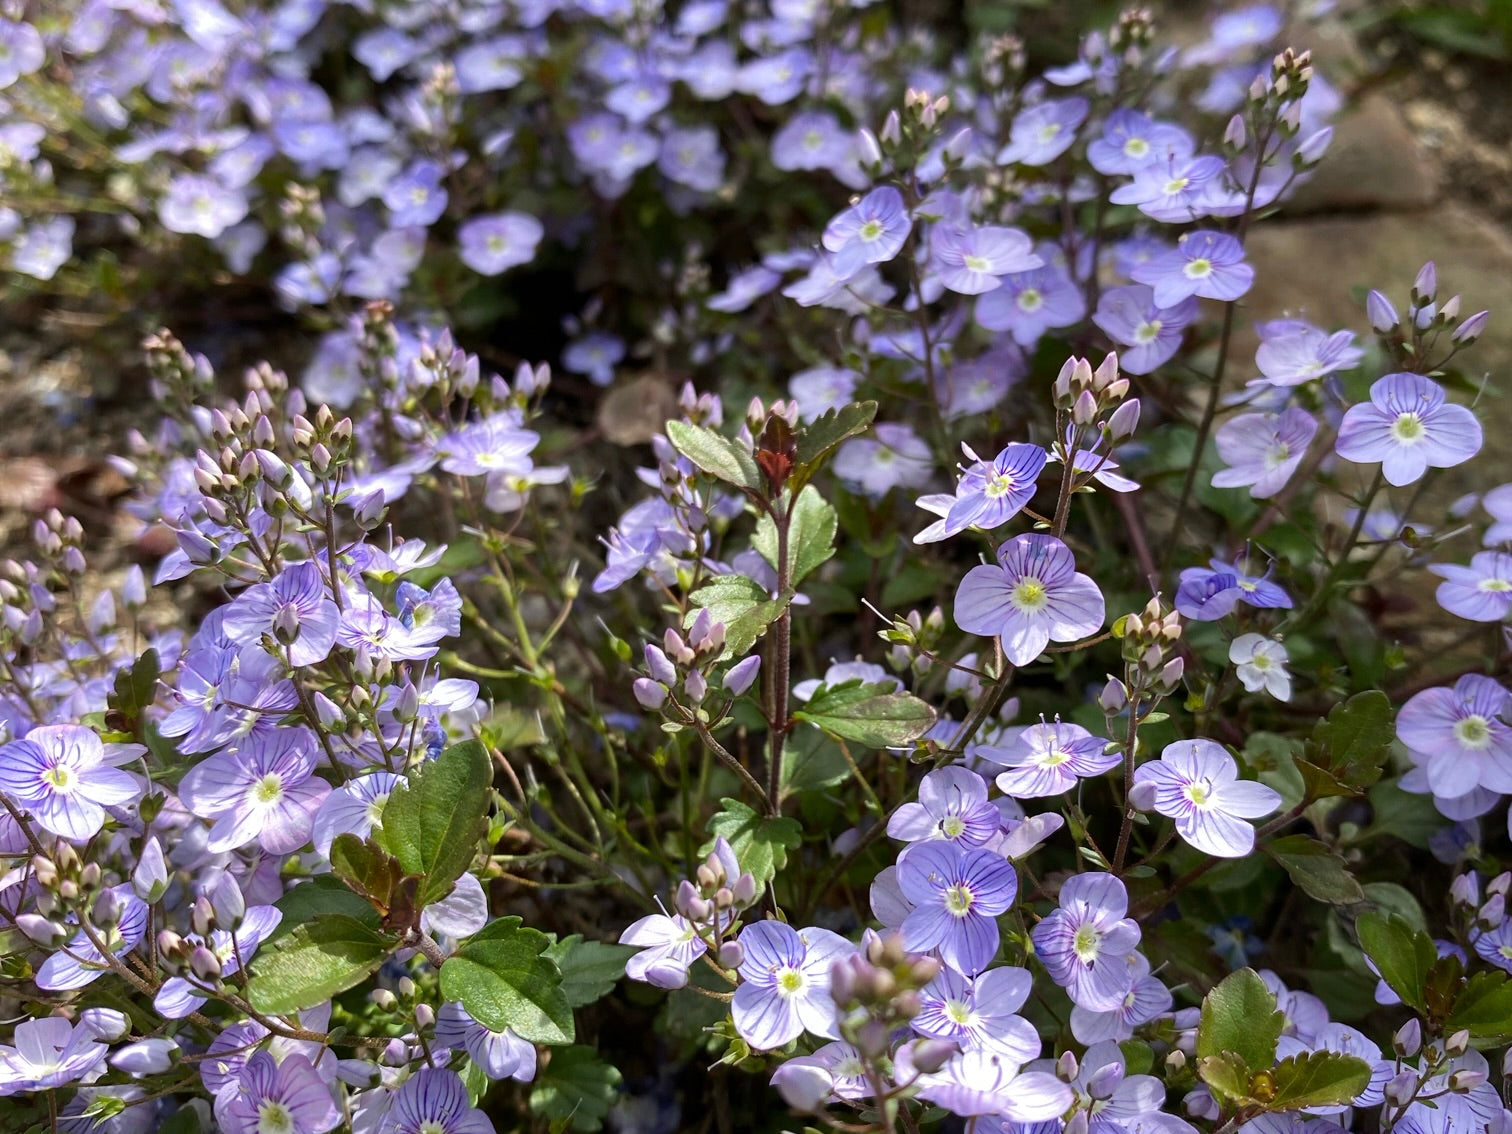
[1158,657,1185,691]
[1128,780,1158,811]
[371,989,398,1011]
[771,1061,833,1113]
[683,669,707,702]
[1223,113,1247,151]
[909,1038,959,1074]
[1384,1069,1418,1106]
[1367,289,1399,333]
[1099,677,1127,713]
[723,655,761,696]
[191,895,215,938]
[1394,1018,1422,1058]
[632,678,667,710]
[133,837,168,903]
[1449,1069,1487,1092]
[881,110,902,146]
[1453,309,1490,343]
[645,645,677,687]
[414,1003,435,1031]
[1413,261,1437,304]
[1064,1112,1090,1134]
[1446,1028,1470,1057]
[15,913,66,947]
[1295,126,1332,166]
[1165,1050,1187,1074]
[732,872,758,907]
[1451,872,1480,908]
[1478,892,1505,928]
[1107,399,1140,443]
[209,873,245,930]
[189,944,223,982]
[1056,1050,1079,1082]
[1439,294,1461,322]
[1073,389,1098,427]
[1087,1061,1125,1100]
[857,128,883,168]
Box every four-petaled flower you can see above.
[1336,372,1482,487]
[732,921,855,1050]
[1031,872,1141,1010]
[954,534,1105,666]
[897,840,1018,976]
[822,186,911,279]
[0,725,142,841]
[1133,739,1282,857]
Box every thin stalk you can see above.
[767,494,793,814]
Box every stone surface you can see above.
[1285,94,1440,213]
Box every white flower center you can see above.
[249,773,285,808]
[1011,576,1048,611]
[1134,320,1162,344]
[775,966,806,998]
[1124,137,1150,158]
[964,254,991,273]
[1391,412,1424,443]
[1183,257,1212,280]
[943,883,974,917]
[257,1101,294,1134]
[1073,924,1100,962]
[1455,715,1491,750]
[1017,288,1043,312]
[1163,176,1190,196]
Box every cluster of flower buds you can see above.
[141,327,215,407]
[1369,261,1491,348]
[674,837,758,948]
[1057,1051,1131,1134]
[879,605,948,680]
[1107,596,1185,705]
[977,33,1026,89]
[860,87,964,176]
[410,326,481,403]
[29,844,104,921]
[1249,48,1311,117]
[1053,354,1139,446]
[278,183,326,261]
[1108,6,1156,54]
[355,300,402,392]
[829,933,942,1061]
[633,611,762,716]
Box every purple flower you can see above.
[311,772,404,858]
[0,21,45,90]
[1130,229,1253,308]
[912,965,1041,1061]
[974,257,1087,348]
[1174,559,1292,621]
[770,109,865,187]
[154,905,283,1018]
[920,443,1047,544]
[1431,551,1512,622]
[1212,408,1318,498]
[380,1067,493,1134]
[911,1049,1072,1121]
[897,840,1018,975]
[1088,110,1195,175]
[0,725,141,841]
[931,226,1042,295]
[1133,739,1281,857]
[1069,952,1173,1044]
[1110,154,1228,222]
[382,161,449,228]
[0,1018,108,1095]
[434,1003,536,1083]
[789,367,860,421]
[659,125,725,193]
[219,1046,337,1134]
[619,910,708,989]
[438,415,540,477]
[998,98,1089,166]
[159,174,249,240]
[562,332,625,387]
[455,35,526,93]
[954,534,1105,666]
[1254,325,1364,386]
[177,730,331,854]
[822,187,911,279]
[981,719,1119,799]
[457,213,543,275]
[887,766,1003,847]
[1336,372,1482,487]
[222,561,340,668]
[732,920,854,1049]
[1397,676,1512,797]
[1031,872,1141,1010]
[707,264,783,314]
[833,423,934,498]
[1092,284,1199,375]
[36,886,149,991]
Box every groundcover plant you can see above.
[0,0,1508,1132]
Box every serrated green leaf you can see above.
[543,936,635,1008]
[1305,691,1394,795]
[793,401,877,476]
[780,727,850,794]
[376,740,492,909]
[109,648,160,720]
[700,798,801,889]
[440,916,573,1045]
[1268,1050,1371,1109]
[1264,835,1364,905]
[1356,912,1435,1013]
[686,575,789,658]
[330,834,403,910]
[791,679,936,748]
[754,485,837,587]
[1197,968,1283,1071]
[247,915,397,1014]
[665,419,762,491]
[1447,969,1512,1041]
[1197,1051,1255,1105]
[530,1046,623,1132]
[270,876,382,939]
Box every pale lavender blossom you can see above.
[1396,676,1512,797]
[1092,285,1199,375]
[770,1042,873,1106]
[310,772,403,858]
[562,332,624,387]
[455,35,526,93]
[0,21,45,90]
[659,125,725,193]
[822,187,911,279]
[931,226,1041,295]
[619,910,708,989]
[1133,739,1281,857]
[789,367,860,421]
[1336,372,1482,487]
[911,1049,1073,1121]
[887,766,1003,847]
[222,561,340,668]
[0,1018,108,1095]
[1130,229,1253,308]
[438,415,540,477]
[35,886,149,991]
[981,719,1119,799]
[434,1003,536,1082]
[998,98,1089,166]
[912,965,1041,1061]
[1483,483,1512,544]
[1069,952,1173,1044]
[0,726,141,841]
[379,1067,493,1134]
[954,534,1105,666]
[1431,551,1512,622]
[159,174,250,239]
[177,730,331,854]
[833,423,933,498]
[457,213,543,275]
[1031,872,1141,1010]
[1212,408,1318,498]
[897,840,1018,975]
[1110,155,1228,222]
[1254,324,1363,386]
[1088,109,1195,175]
[1175,560,1292,621]
[11,217,75,281]
[918,443,1047,544]
[707,265,783,314]
[382,161,449,228]
[975,259,1087,347]
[731,920,854,1049]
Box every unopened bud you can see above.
[1448,1069,1486,1092]
[909,1038,959,1075]
[723,655,762,696]
[1073,389,1098,426]
[1223,113,1247,151]
[683,670,707,702]
[1056,1050,1079,1082]
[1394,1018,1422,1058]
[771,1061,833,1113]
[1446,1028,1470,1057]
[1099,677,1127,713]
[1413,261,1437,305]
[1107,399,1141,442]
[414,1003,435,1031]
[189,944,223,982]
[1453,310,1490,343]
[717,941,744,969]
[1367,289,1399,333]
[632,678,667,711]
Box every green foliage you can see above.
[1446,969,1512,1044]
[686,575,789,659]
[544,935,635,1008]
[247,915,398,1014]
[701,798,802,888]
[375,739,492,909]
[1264,835,1364,905]
[1356,912,1436,1013]
[270,875,383,937]
[664,419,762,491]
[791,679,937,748]
[791,402,877,488]
[530,1046,623,1132]
[754,485,837,586]
[1266,1051,1372,1110]
[1297,691,1394,798]
[440,916,574,1045]
[1197,968,1284,1071]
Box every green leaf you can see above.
[1447,969,1512,1041]
[1302,691,1394,796]
[247,915,398,1014]
[665,419,762,491]
[1264,836,1364,905]
[1197,1051,1255,1105]
[440,916,573,1045]
[793,402,877,476]
[753,485,837,587]
[109,648,160,721]
[780,728,850,794]
[1267,1050,1372,1109]
[330,834,403,910]
[792,679,936,748]
[686,575,789,658]
[376,739,492,908]
[1196,968,1284,1070]
[1364,779,1444,849]
[529,1046,623,1132]
[1356,911,1436,1013]
[270,876,382,938]
[543,936,635,1008]
[700,798,802,889]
